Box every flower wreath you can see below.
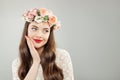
[22,8,61,30]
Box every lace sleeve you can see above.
[12,58,20,80]
[57,49,74,80]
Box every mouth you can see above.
[33,39,43,43]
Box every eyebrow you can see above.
[31,25,39,28]
[43,28,50,30]
[31,25,50,29]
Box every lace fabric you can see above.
[12,48,74,80]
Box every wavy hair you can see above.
[18,22,64,80]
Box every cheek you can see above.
[28,30,34,37]
[45,34,50,41]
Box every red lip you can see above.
[33,39,43,43]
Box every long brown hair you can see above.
[18,22,64,80]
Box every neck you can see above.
[36,47,44,56]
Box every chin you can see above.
[34,45,42,49]
[33,42,47,49]
[34,44,45,49]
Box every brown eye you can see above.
[45,29,49,32]
[31,26,38,31]
[43,29,50,33]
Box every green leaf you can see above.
[44,16,49,20]
[52,24,56,27]
[37,10,40,16]
[37,17,41,20]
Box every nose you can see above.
[35,31,43,37]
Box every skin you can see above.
[24,21,51,80]
[28,21,50,49]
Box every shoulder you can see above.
[56,49,74,80]
[56,48,70,57]
[55,48,72,62]
[12,58,21,80]
[12,58,20,65]
[12,58,20,69]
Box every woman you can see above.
[12,8,74,80]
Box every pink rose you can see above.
[49,15,57,25]
[23,12,27,17]
[31,8,38,15]
[40,8,47,16]
[28,11,34,19]
[54,21,61,30]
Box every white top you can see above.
[12,48,74,80]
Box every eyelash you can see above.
[31,27,38,31]
[31,27,49,33]
[44,29,49,32]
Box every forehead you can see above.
[29,22,50,28]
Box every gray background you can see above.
[0,0,120,80]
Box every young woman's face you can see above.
[28,22,50,48]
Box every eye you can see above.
[43,29,50,33]
[45,29,49,32]
[31,26,38,31]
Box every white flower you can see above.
[46,10,53,16]
[22,8,61,30]
[54,21,61,30]
[34,16,43,23]
[25,17,31,22]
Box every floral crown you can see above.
[22,8,61,30]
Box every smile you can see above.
[33,39,43,43]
